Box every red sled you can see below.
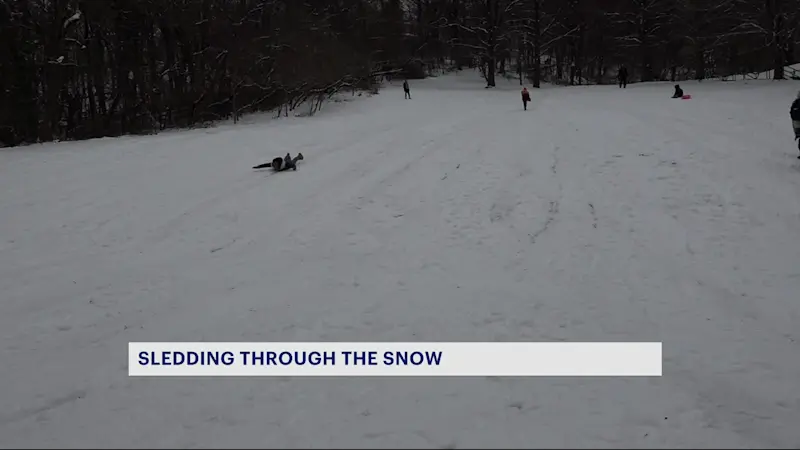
[681,94,692,100]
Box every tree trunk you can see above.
[486,56,496,86]
[533,0,541,88]
[483,0,496,87]
[517,32,524,85]
[639,18,652,82]
[695,46,705,80]
[767,0,786,79]
[596,57,604,84]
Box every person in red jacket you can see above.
[521,87,531,110]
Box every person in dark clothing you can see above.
[791,91,800,158]
[253,152,304,171]
[403,80,411,99]
[521,87,531,110]
[672,84,684,98]
[618,66,629,88]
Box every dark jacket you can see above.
[522,90,531,102]
[618,67,628,79]
[792,98,800,139]
[791,97,800,121]
[403,81,409,91]
[252,152,303,171]
[280,152,303,171]
[672,85,684,98]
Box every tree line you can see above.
[2,0,798,147]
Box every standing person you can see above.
[521,87,531,110]
[618,65,628,88]
[791,91,800,158]
[403,79,411,99]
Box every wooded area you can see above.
[2,0,799,147]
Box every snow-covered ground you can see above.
[2,70,800,448]
[716,62,800,81]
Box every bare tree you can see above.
[2,0,798,147]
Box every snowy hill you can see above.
[1,70,800,448]
[714,63,800,81]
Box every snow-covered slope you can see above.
[1,71,800,448]
[716,63,800,81]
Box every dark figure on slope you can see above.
[521,87,531,110]
[791,91,800,158]
[672,84,684,98]
[403,80,411,99]
[618,66,629,88]
[253,153,304,171]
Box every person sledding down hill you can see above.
[791,91,800,158]
[521,87,531,110]
[253,152,304,171]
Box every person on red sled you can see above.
[253,152,304,171]
[521,87,531,110]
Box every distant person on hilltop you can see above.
[403,80,411,99]
[618,66,629,88]
[791,91,800,158]
[521,87,531,110]
[672,84,684,98]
